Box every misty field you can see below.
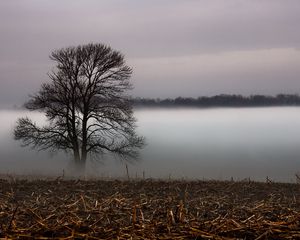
[0,178,300,239]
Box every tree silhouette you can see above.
[14,43,145,174]
[132,94,300,107]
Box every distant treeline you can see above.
[132,94,300,107]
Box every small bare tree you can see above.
[14,43,145,174]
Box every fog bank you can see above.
[1,108,300,182]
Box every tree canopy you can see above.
[14,43,145,174]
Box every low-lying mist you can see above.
[1,107,300,182]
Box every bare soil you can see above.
[0,178,300,239]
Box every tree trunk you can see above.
[79,105,88,176]
[72,148,86,177]
[72,161,86,177]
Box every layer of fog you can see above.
[0,107,300,182]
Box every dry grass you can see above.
[0,178,300,239]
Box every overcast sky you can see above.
[1,0,300,107]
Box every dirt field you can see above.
[0,178,300,239]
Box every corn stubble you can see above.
[0,178,300,239]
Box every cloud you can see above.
[1,0,300,58]
[0,0,300,105]
[129,48,300,97]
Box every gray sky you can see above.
[1,0,300,107]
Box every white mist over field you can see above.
[1,107,300,182]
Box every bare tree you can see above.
[14,43,145,174]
